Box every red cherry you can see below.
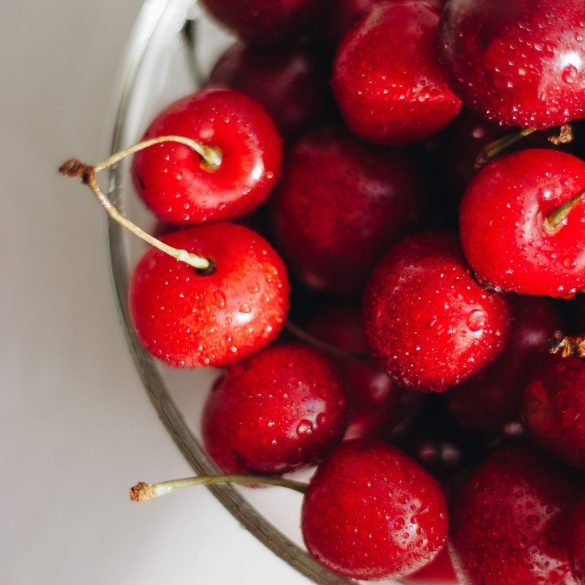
[450,443,580,585]
[132,88,282,225]
[333,1,461,145]
[202,343,348,475]
[363,231,510,392]
[207,42,332,139]
[129,223,289,368]
[200,0,326,45]
[523,352,585,469]
[569,498,585,585]
[445,295,563,437]
[271,126,428,296]
[460,149,585,298]
[301,439,448,580]
[440,0,585,129]
[404,546,458,584]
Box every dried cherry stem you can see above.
[285,320,369,362]
[58,136,223,272]
[547,124,574,146]
[130,474,308,502]
[549,331,585,359]
[543,190,585,233]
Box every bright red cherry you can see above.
[301,439,448,580]
[460,149,585,298]
[202,343,348,475]
[207,42,332,139]
[200,0,326,45]
[440,0,585,129]
[523,352,585,469]
[363,232,510,392]
[132,88,282,225]
[129,223,289,368]
[333,1,462,145]
[450,443,580,585]
[404,546,458,584]
[271,126,428,296]
[445,295,563,437]
[569,497,585,585]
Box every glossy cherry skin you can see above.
[301,439,448,580]
[450,443,580,585]
[132,88,282,225]
[207,42,332,139]
[363,232,510,392]
[129,223,289,368]
[404,547,458,584]
[445,295,563,437]
[440,0,585,129]
[523,352,585,469]
[569,498,585,585]
[460,149,585,298]
[333,1,461,145]
[200,0,326,45]
[271,126,428,296]
[202,343,348,475]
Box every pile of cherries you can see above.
[62,0,585,583]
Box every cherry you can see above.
[569,497,585,585]
[363,231,510,392]
[450,442,580,585]
[207,42,332,139]
[445,295,563,437]
[271,126,428,296]
[440,0,585,129]
[523,351,585,469]
[460,149,585,298]
[301,439,448,580]
[404,546,458,584]
[131,88,282,225]
[202,343,348,475]
[332,1,461,145]
[200,0,327,45]
[129,223,289,368]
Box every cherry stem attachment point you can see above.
[129,474,308,502]
[549,331,585,359]
[543,190,585,233]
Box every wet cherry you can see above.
[333,0,461,145]
[202,343,348,475]
[301,439,448,580]
[569,497,585,585]
[404,546,458,584]
[271,126,428,296]
[440,0,585,129]
[129,223,289,368]
[363,231,510,392]
[132,88,282,225]
[460,149,585,297]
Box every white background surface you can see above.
[0,1,310,583]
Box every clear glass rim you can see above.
[105,1,356,583]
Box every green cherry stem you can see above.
[130,474,308,502]
[475,127,537,169]
[543,190,585,234]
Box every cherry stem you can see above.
[543,190,585,233]
[129,474,308,502]
[58,135,223,271]
[285,320,369,362]
[548,124,574,146]
[549,331,585,359]
[475,127,537,169]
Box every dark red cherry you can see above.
[202,343,348,475]
[333,1,461,145]
[460,149,585,298]
[450,443,580,585]
[301,439,448,580]
[445,295,563,437]
[523,352,585,469]
[404,546,458,584]
[440,0,585,129]
[207,42,332,139]
[569,497,585,585]
[129,223,289,368]
[132,88,282,225]
[200,0,326,45]
[363,231,510,392]
[271,126,428,296]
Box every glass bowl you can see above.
[106,1,407,583]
